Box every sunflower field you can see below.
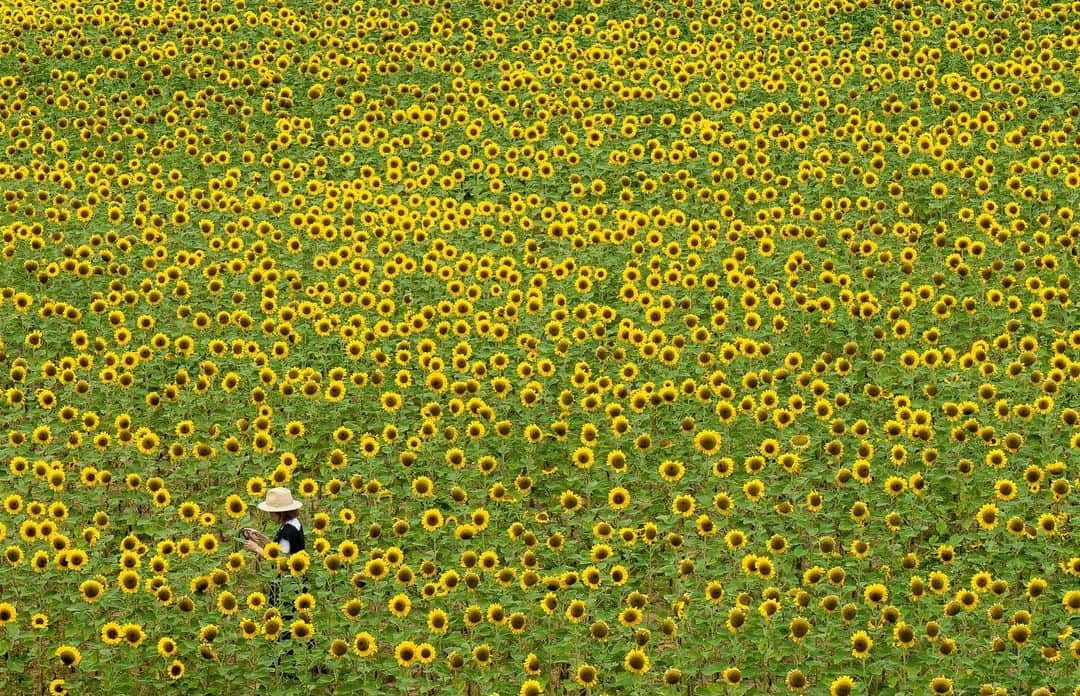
[0,0,1078,692]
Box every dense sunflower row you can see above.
[0,0,1077,693]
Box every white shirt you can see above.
[278,518,302,555]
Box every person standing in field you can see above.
[243,487,312,679]
[243,486,306,560]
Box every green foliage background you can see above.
[0,0,1077,693]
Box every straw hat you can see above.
[257,487,303,512]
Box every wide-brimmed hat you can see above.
[257,487,303,512]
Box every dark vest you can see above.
[273,520,305,554]
[268,520,308,616]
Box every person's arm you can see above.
[244,525,281,558]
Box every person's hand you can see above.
[243,539,262,556]
[243,528,268,544]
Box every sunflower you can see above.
[122,623,145,648]
[471,643,493,668]
[705,580,725,604]
[606,450,628,472]
[789,617,811,642]
[388,592,411,618]
[288,550,310,576]
[149,634,175,659]
[851,630,874,659]
[217,591,238,616]
[223,495,247,519]
[79,579,104,603]
[0,603,15,626]
[658,459,685,482]
[721,605,747,635]
[136,431,160,455]
[167,659,185,680]
[32,425,52,446]
[829,676,856,696]
[571,446,594,469]
[321,637,348,659]
[574,663,598,689]
[975,503,1000,530]
[767,534,789,554]
[559,490,581,513]
[117,569,140,593]
[724,529,747,550]
[55,645,81,668]
[352,631,377,657]
[671,494,696,517]
[618,607,642,628]
[622,648,649,675]
[893,621,917,648]
[289,619,313,641]
[1063,590,1080,614]
[693,429,722,454]
[607,486,631,510]
[742,478,765,501]
[151,489,171,509]
[565,599,587,624]
[99,620,123,645]
[1037,513,1059,536]
[786,669,808,691]
[863,583,888,604]
[1008,623,1031,647]
[4,494,22,515]
[518,679,543,696]
[1027,577,1048,599]
[657,667,681,686]
[365,557,388,580]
